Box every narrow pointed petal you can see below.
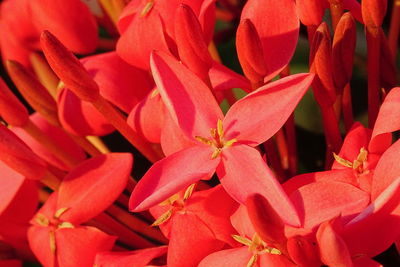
[57,153,132,224]
[40,31,100,102]
[130,146,219,211]
[198,247,253,267]
[316,220,354,267]
[224,73,313,146]
[150,51,223,139]
[0,162,25,215]
[369,87,400,154]
[0,77,29,127]
[30,0,98,54]
[56,226,116,267]
[168,213,225,267]
[241,0,299,81]
[0,124,47,180]
[290,181,370,229]
[95,246,167,267]
[27,226,55,267]
[230,204,256,238]
[12,113,87,171]
[217,145,300,227]
[246,194,286,245]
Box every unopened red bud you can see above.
[246,194,286,246]
[175,4,213,83]
[0,123,47,180]
[236,19,267,87]
[310,22,336,107]
[316,219,353,267]
[362,0,387,28]
[380,31,398,89]
[6,60,60,126]
[0,77,29,127]
[295,0,326,26]
[287,235,321,267]
[40,30,100,102]
[332,13,356,92]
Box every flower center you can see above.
[152,184,196,226]
[232,233,281,267]
[195,119,237,159]
[333,147,368,174]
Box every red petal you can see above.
[286,235,321,267]
[0,162,25,215]
[332,122,371,170]
[160,112,196,156]
[56,226,116,267]
[57,153,132,224]
[95,246,167,267]
[224,73,313,145]
[230,204,256,238]
[167,213,225,267]
[129,146,219,211]
[316,220,353,267]
[353,256,382,267]
[0,124,47,180]
[30,0,98,54]
[290,181,370,229]
[295,0,326,26]
[187,185,239,246]
[12,113,87,171]
[81,52,153,113]
[371,139,400,200]
[0,77,29,127]
[241,0,299,81]
[117,9,170,70]
[217,145,300,227]
[150,50,223,139]
[361,0,387,27]
[369,87,400,154]
[209,62,251,93]
[128,90,165,144]
[198,247,252,267]
[58,88,115,136]
[27,226,55,267]
[0,260,22,267]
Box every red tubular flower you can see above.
[28,153,132,267]
[129,51,314,227]
[361,0,387,28]
[238,0,299,85]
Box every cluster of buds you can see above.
[0,0,399,266]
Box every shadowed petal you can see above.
[57,153,132,224]
[217,144,300,227]
[224,73,313,146]
[130,146,219,211]
[150,50,223,140]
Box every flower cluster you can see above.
[0,0,399,266]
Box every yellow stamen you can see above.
[183,184,196,201]
[247,254,258,267]
[152,209,173,226]
[217,119,224,137]
[140,0,154,17]
[54,207,69,219]
[58,222,74,229]
[232,235,253,246]
[49,231,56,254]
[35,213,49,226]
[333,153,353,168]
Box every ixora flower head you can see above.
[129,50,314,227]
